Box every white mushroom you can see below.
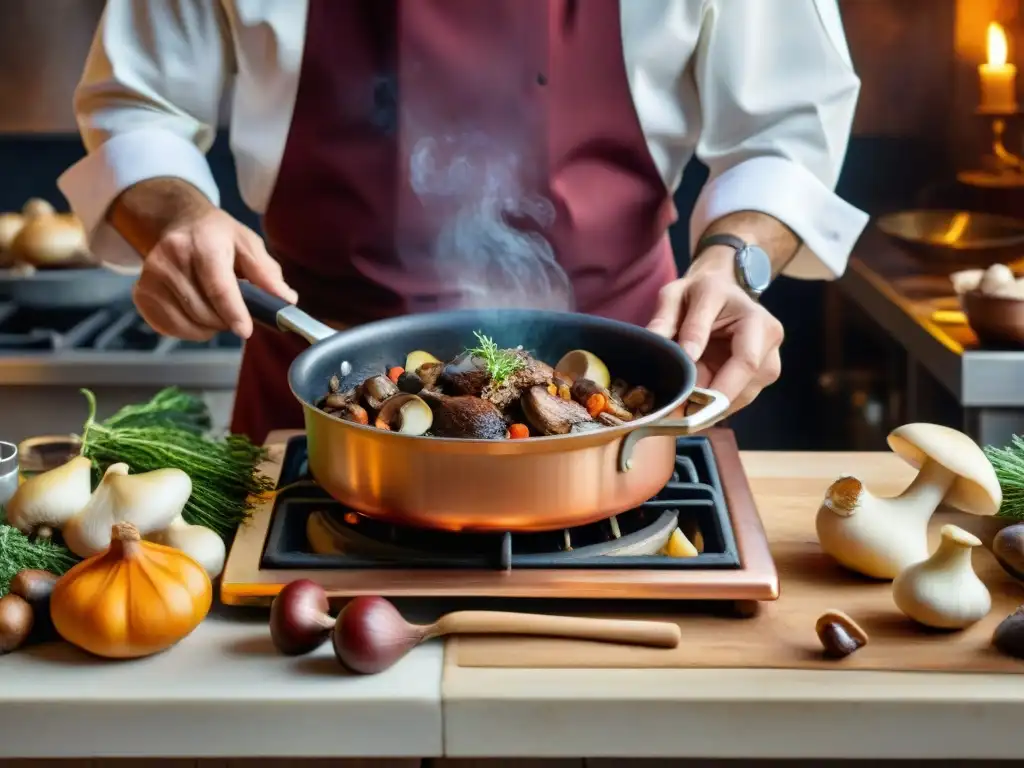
[3,455,93,539]
[61,463,192,557]
[979,263,1016,295]
[892,524,992,629]
[374,394,433,436]
[950,268,984,295]
[147,516,226,579]
[815,423,1001,579]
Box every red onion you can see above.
[332,596,424,674]
[269,579,336,655]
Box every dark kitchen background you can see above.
[1,0,1020,451]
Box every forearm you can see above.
[687,211,801,278]
[108,178,215,257]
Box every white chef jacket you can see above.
[58,0,869,280]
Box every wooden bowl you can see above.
[962,290,1024,346]
[877,210,1024,272]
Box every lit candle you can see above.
[980,22,1018,113]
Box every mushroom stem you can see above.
[928,524,979,569]
[836,458,954,521]
[890,458,956,516]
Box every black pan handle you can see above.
[237,279,336,346]
[238,279,289,329]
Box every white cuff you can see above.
[57,128,221,274]
[689,156,869,280]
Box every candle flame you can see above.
[988,22,1009,67]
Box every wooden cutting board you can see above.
[451,451,1024,671]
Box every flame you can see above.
[988,22,1009,67]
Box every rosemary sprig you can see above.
[986,436,1024,519]
[466,331,525,385]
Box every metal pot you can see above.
[240,282,730,533]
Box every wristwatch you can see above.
[692,233,773,301]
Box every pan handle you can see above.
[618,387,730,472]
[238,280,335,346]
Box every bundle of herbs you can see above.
[79,388,274,538]
[986,435,1024,520]
[0,520,77,597]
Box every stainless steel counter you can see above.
[0,352,240,444]
[838,229,1024,446]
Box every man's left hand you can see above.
[646,248,784,415]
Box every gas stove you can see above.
[221,429,779,610]
[0,301,241,355]
[0,300,242,444]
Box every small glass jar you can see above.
[0,441,18,510]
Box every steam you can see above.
[408,132,574,312]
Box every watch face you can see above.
[738,245,772,294]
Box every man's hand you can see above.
[110,179,297,341]
[647,246,784,414]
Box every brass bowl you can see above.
[962,290,1024,346]
[876,210,1024,271]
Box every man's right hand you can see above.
[110,179,297,341]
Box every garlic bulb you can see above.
[3,456,93,539]
[147,516,226,579]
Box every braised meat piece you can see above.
[569,413,624,434]
[441,352,491,396]
[521,385,593,435]
[481,350,554,410]
[420,391,508,440]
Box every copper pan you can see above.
[239,282,730,532]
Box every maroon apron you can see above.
[232,0,677,443]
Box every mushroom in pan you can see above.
[374,394,433,436]
[362,375,399,411]
[815,423,1001,580]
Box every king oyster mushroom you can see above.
[373,394,433,436]
[815,423,1001,580]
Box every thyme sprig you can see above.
[80,388,274,538]
[466,331,525,385]
[986,435,1024,519]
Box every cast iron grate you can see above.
[261,435,741,571]
[0,302,242,352]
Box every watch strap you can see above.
[694,233,747,257]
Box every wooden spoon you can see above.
[333,596,682,674]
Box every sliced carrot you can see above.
[374,417,392,430]
[387,366,404,383]
[585,393,607,418]
[508,423,530,439]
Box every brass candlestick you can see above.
[958,109,1024,188]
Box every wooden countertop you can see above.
[2,449,1022,761]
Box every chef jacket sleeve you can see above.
[689,0,869,279]
[56,0,231,271]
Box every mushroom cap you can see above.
[887,423,1001,516]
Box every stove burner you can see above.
[261,436,741,572]
[0,302,242,352]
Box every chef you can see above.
[59,0,869,444]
